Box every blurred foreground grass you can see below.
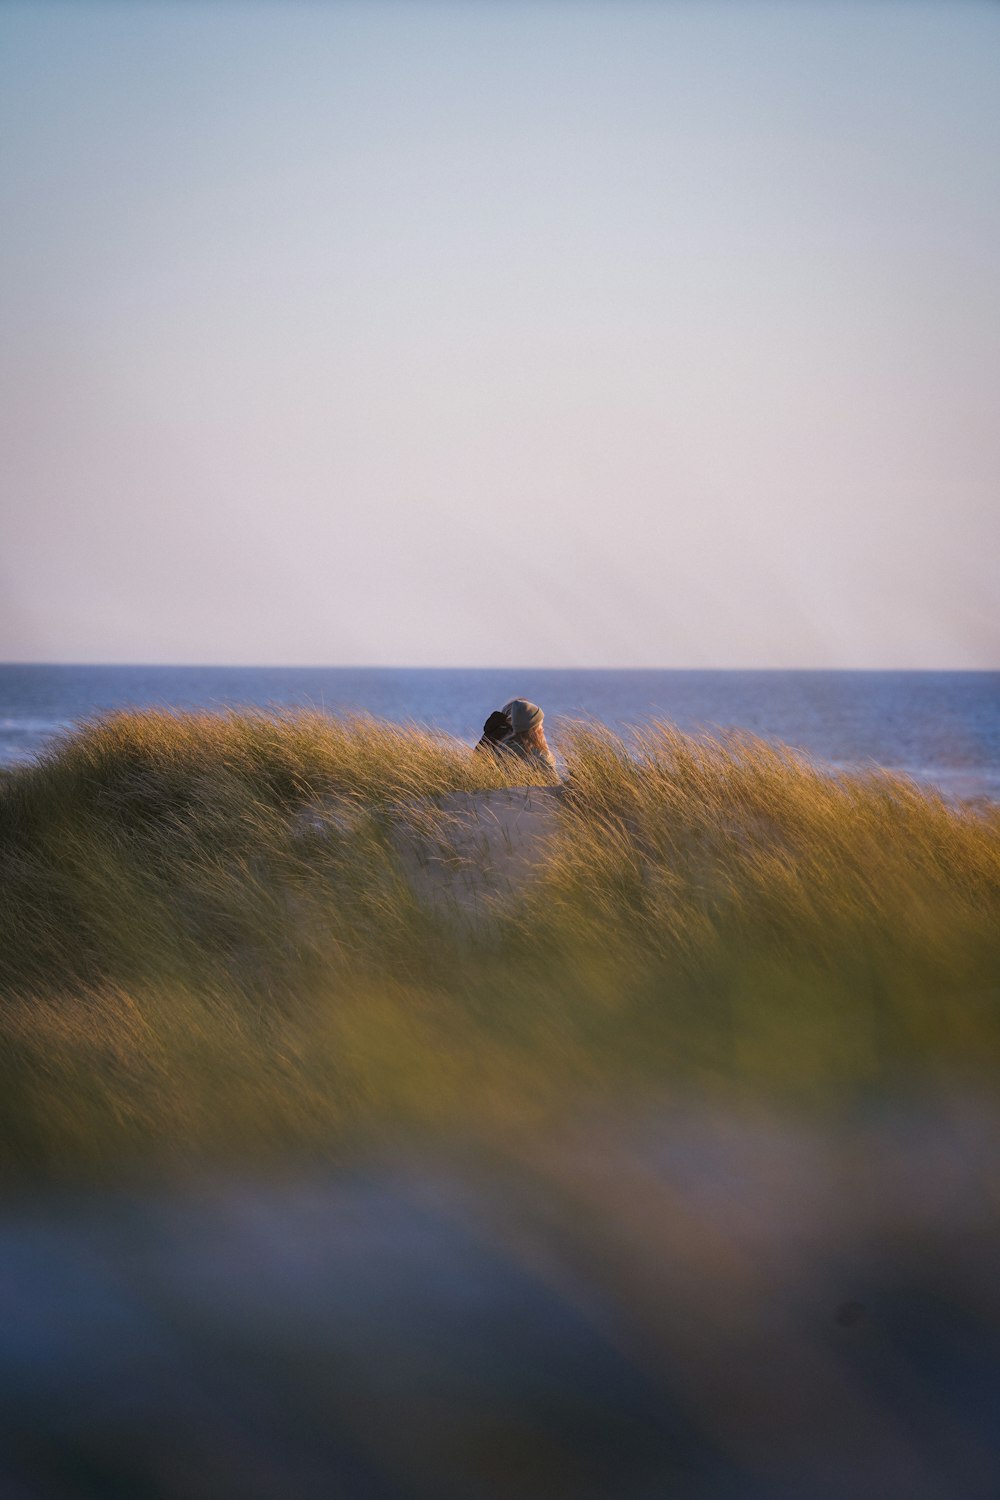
[1,709,997,1180]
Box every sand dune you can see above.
[392,785,563,920]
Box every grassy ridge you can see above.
[1,709,998,1179]
[536,723,1000,1090]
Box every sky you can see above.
[1,0,997,669]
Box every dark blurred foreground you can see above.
[1,1097,998,1500]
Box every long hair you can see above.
[521,722,549,754]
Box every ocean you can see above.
[1,664,998,800]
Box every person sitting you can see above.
[500,698,558,776]
[475,709,512,756]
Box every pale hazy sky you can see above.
[2,0,997,667]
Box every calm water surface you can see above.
[1,665,997,799]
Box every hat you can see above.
[504,698,543,734]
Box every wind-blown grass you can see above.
[0,709,997,1179]
[530,722,1000,1093]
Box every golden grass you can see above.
[0,708,997,1180]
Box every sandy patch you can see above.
[393,785,563,922]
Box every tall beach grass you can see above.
[1,708,997,1180]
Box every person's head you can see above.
[504,699,543,736]
[481,710,511,745]
[503,699,549,750]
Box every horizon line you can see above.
[2,662,998,675]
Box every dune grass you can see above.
[0,709,997,1180]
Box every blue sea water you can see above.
[0,664,997,800]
